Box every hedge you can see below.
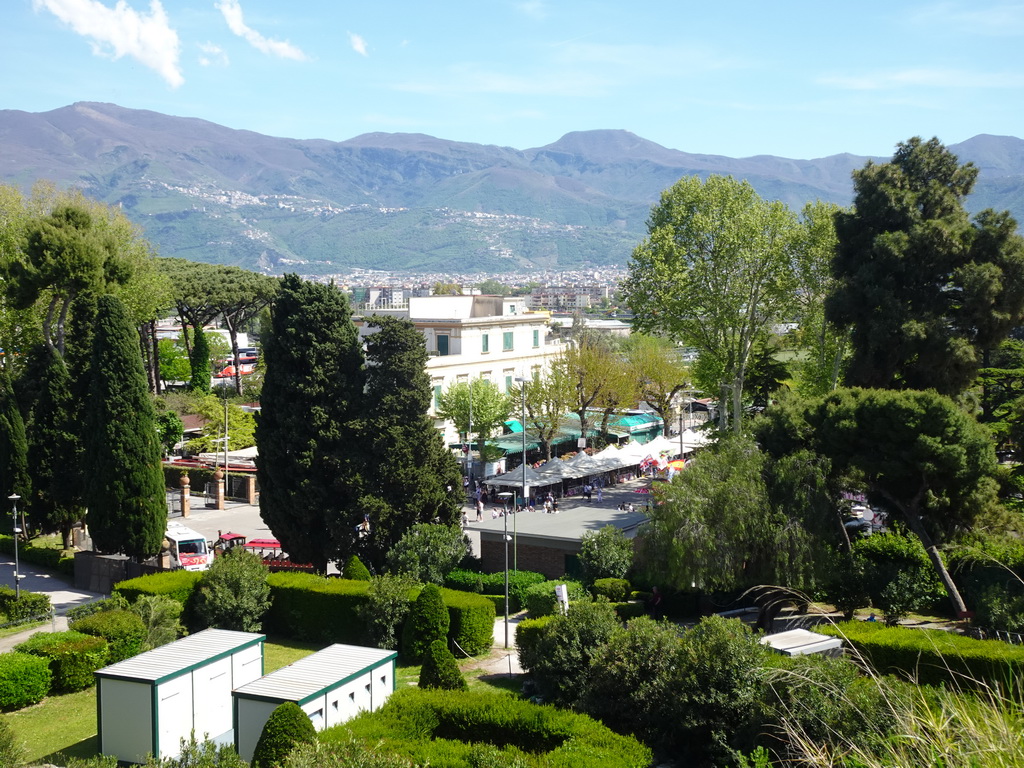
[523,580,588,617]
[265,573,370,644]
[445,569,546,612]
[592,578,631,602]
[816,621,1024,693]
[114,571,205,606]
[0,536,75,577]
[163,465,218,495]
[0,653,52,710]
[324,687,651,768]
[15,631,108,693]
[515,615,555,674]
[70,610,147,663]
[0,587,51,624]
[440,588,495,656]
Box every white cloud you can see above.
[215,0,307,61]
[818,67,1024,90]
[348,32,368,56]
[33,0,183,87]
[910,2,1024,35]
[197,42,228,67]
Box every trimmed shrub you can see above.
[0,652,51,710]
[385,524,469,585]
[114,570,204,606]
[70,610,146,663]
[15,630,109,692]
[252,701,316,768]
[419,639,467,691]
[816,621,1024,694]
[402,584,449,662]
[191,548,270,632]
[66,595,129,623]
[440,588,495,656]
[265,573,369,643]
[341,556,372,581]
[592,578,631,602]
[444,569,546,612]
[130,594,185,650]
[323,687,652,768]
[0,586,51,623]
[358,575,416,651]
[514,615,555,673]
[523,580,588,617]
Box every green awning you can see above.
[504,419,524,433]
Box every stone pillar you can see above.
[213,467,225,510]
[179,473,191,518]
[245,475,257,505]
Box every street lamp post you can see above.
[467,377,473,492]
[496,491,513,649]
[514,377,529,573]
[8,494,21,600]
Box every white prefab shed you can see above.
[760,628,843,657]
[96,629,265,763]
[233,644,397,762]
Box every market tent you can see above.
[197,445,259,465]
[681,428,714,449]
[534,457,572,482]
[484,464,547,487]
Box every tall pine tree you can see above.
[188,324,211,394]
[0,365,29,504]
[356,317,463,571]
[83,295,166,560]
[256,275,366,573]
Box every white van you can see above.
[164,522,213,571]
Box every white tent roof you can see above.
[197,445,259,464]
[681,428,714,449]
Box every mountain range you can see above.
[2,102,1023,275]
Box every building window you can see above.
[433,385,442,409]
[482,334,489,353]
[532,329,539,348]
[437,334,449,356]
[503,331,514,351]
[505,375,513,392]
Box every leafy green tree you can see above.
[625,175,798,433]
[191,547,271,632]
[256,275,365,573]
[436,378,510,441]
[356,317,463,571]
[252,701,316,768]
[0,366,30,504]
[385,524,469,585]
[209,268,278,395]
[188,325,212,394]
[827,137,1024,395]
[476,279,510,296]
[155,411,184,457]
[157,338,191,384]
[185,395,256,453]
[623,333,691,431]
[518,367,574,460]
[129,594,185,650]
[158,258,224,355]
[24,347,79,545]
[82,295,167,561]
[401,583,449,662]
[757,387,1000,616]
[358,574,415,650]
[556,333,625,442]
[744,337,791,410]
[418,639,467,691]
[431,282,461,296]
[578,525,634,583]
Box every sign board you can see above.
[554,583,570,614]
[577,438,586,448]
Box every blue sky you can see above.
[3,1,1022,159]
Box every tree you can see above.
[556,333,626,444]
[418,639,467,691]
[578,525,634,582]
[401,583,449,662]
[209,268,278,394]
[476,279,510,296]
[744,337,791,410]
[355,317,463,571]
[25,347,79,546]
[158,338,191,384]
[358,574,415,650]
[0,366,29,504]
[827,137,1024,396]
[252,701,316,768]
[342,555,371,581]
[188,325,212,394]
[625,175,798,433]
[185,395,256,453]
[82,295,167,561]
[385,524,469,585]
[436,378,510,442]
[757,387,1000,616]
[431,282,461,295]
[623,334,691,431]
[155,411,184,457]
[518,368,574,460]
[257,275,365,574]
[191,548,271,632]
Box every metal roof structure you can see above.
[233,644,398,706]
[465,504,648,544]
[96,629,265,684]
[760,628,844,657]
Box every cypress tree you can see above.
[26,347,80,547]
[256,275,365,573]
[188,324,211,394]
[357,317,463,571]
[418,639,468,691]
[83,295,166,561]
[252,701,315,768]
[342,555,372,581]
[0,365,29,503]
[401,583,450,662]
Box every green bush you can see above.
[440,588,495,656]
[0,652,51,709]
[143,733,247,768]
[358,575,416,650]
[419,639,468,691]
[0,717,23,768]
[816,621,1024,694]
[15,630,109,692]
[191,548,270,632]
[265,573,370,643]
[252,701,316,768]
[0,586,51,624]
[66,595,130,623]
[523,580,588,617]
[578,526,634,583]
[445,569,546,612]
[402,584,449,663]
[0,535,75,576]
[323,687,652,768]
[114,570,204,606]
[342,555,372,581]
[514,615,555,674]
[130,595,186,650]
[853,533,947,613]
[385,524,469,585]
[162,465,217,496]
[70,610,146,663]
[592,578,631,602]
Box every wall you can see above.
[479,537,578,579]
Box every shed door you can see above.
[193,658,233,742]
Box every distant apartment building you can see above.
[527,285,611,311]
[354,295,564,444]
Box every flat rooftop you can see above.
[465,504,648,543]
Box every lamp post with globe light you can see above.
[8,494,21,599]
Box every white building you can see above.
[355,295,565,444]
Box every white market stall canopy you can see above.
[198,445,259,465]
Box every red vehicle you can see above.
[244,538,315,572]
